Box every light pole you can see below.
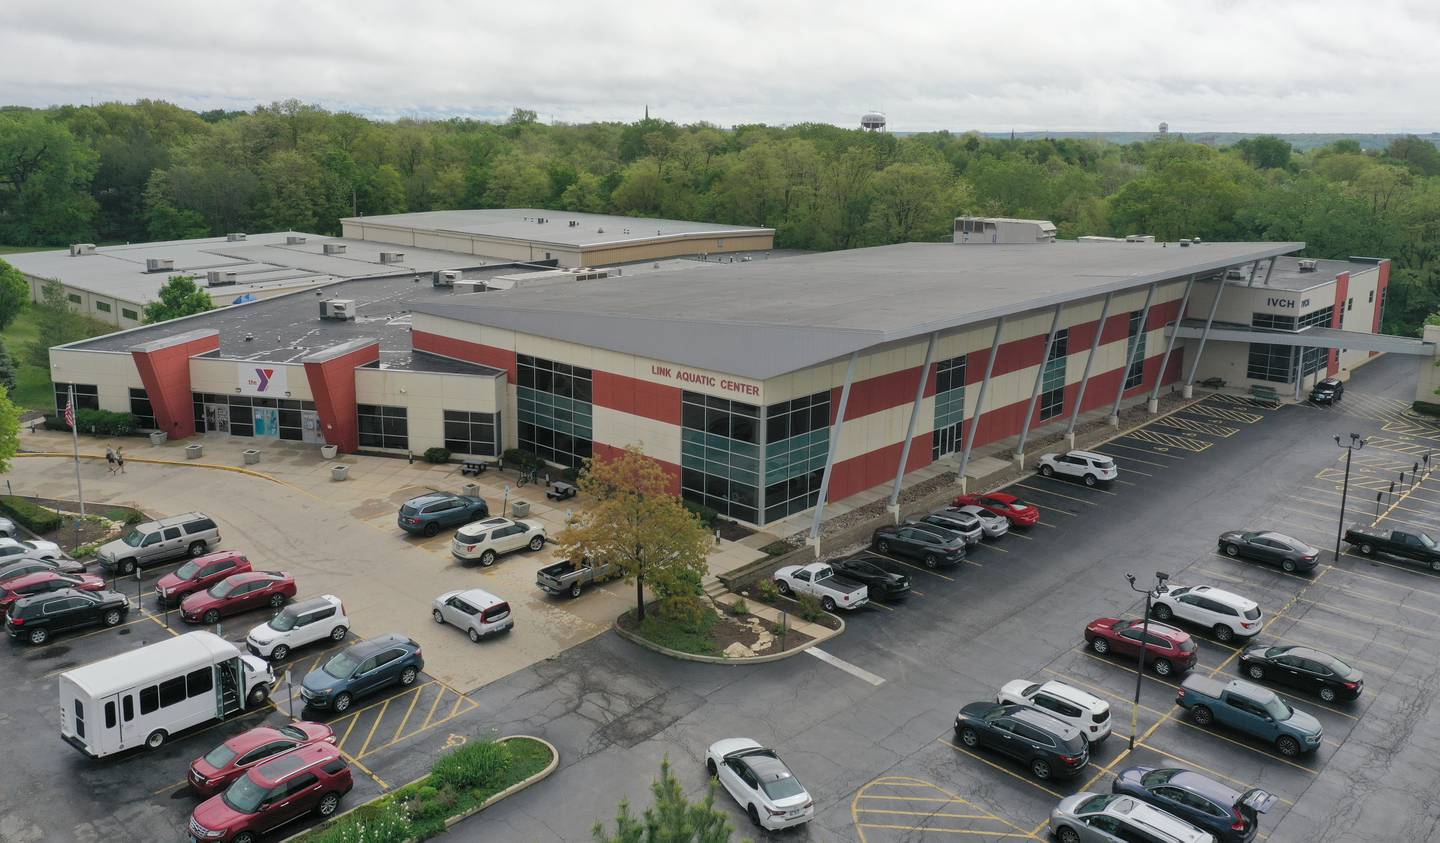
[1125,571,1170,750]
[1335,433,1366,562]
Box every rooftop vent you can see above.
[379,251,405,264]
[145,258,174,273]
[286,236,307,246]
[597,227,604,233]
[1179,239,1192,247]
[1225,268,1247,280]
[1124,234,1155,244]
[1192,237,1203,244]
[243,333,254,342]
[322,243,346,255]
[568,220,578,227]
[227,233,247,242]
[434,270,461,288]
[69,243,96,256]
[206,270,238,287]
[1298,259,1318,272]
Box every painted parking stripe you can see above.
[1185,404,1264,424]
[1029,475,1119,495]
[869,550,960,578]
[1153,415,1239,438]
[1126,428,1212,452]
[1104,451,1170,469]
[856,825,1035,838]
[1110,439,1187,459]
[1014,482,1102,505]
[807,646,885,685]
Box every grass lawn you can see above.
[0,245,40,255]
[1,305,53,411]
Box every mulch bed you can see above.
[9,497,146,553]
[736,592,844,631]
[619,601,817,657]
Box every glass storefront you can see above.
[517,355,592,469]
[762,390,831,524]
[681,391,760,524]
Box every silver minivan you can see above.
[96,512,221,575]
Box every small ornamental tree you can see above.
[556,444,711,622]
[143,275,213,323]
[592,757,737,843]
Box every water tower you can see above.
[1158,121,1169,137]
[861,111,887,132]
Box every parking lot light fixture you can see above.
[1125,571,1169,750]
[1335,433,1366,563]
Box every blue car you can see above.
[300,634,423,713]
[398,493,489,537]
[1113,766,1276,843]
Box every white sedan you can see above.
[1037,450,1118,486]
[0,537,64,563]
[706,738,814,830]
[947,506,1009,539]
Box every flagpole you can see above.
[69,385,85,519]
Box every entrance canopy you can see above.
[1167,320,1435,356]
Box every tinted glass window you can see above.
[159,676,186,707]
[140,685,159,715]
[163,528,181,540]
[122,695,133,721]
[187,667,214,697]
[104,700,116,729]
[184,518,217,534]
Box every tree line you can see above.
[2,101,1440,334]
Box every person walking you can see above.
[105,446,118,475]
[114,446,126,474]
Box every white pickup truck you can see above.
[773,562,869,612]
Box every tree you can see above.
[556,445,711,622]
[0,384,18,475]
[27,278,84,368]
[0,111,98,245]
[0,338,16,393]
[1385,135,1440,178]
[142,171,210,241]
[143,276,213,323]
[1232,135,1292,170]
[592,757,736,843]
[0,258,28,331]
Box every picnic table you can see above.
[460,460,489,476]
[545,481,578,501]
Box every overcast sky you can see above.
[3,0,1437,132]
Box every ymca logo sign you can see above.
[238,363,287,396]
[254,369,274,391]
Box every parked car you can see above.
[450,516,546,565]
[1151,585,1262,643]
[246,595,349,661]
[189,721,336,797]
[910,511,982,545]
[1038,450,1119,486]
[947,505,1010,539]
[432,588,514,641]
[1217,530,1319,573]
[537,558,616,598]
[1050,792,1215,843]
[1310,377,1344,404]
[705,738,814,830]
[300,634,423,712]
[1238,644,1363,703]
[1343,525,1440,571]
[0,571,106,610]
[155,550,252,607]
[1175,676,1322,757]
[0,516,13,537]
[96,512,221,575]
[181,571,297,625]
[1113,766,1276,843]
[5,588,130,645]
[871,523,966,568]
[189,743,352,842]
[0,537,64,563]
[1085,618,1197,677]
[773,562,869,611]
[397,493,489,537]
[830,554,911,601]
[953,492,1040,527]
[0,557,85,579]
[953,702,1089,780]
[997,679,1112,743]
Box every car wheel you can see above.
[203,609,220,625]
[1276,735,1301,757]
[528,536,545,552]
[333,693,352,713]
[959,727,980,748]
[1247,664,1265,680]
[706,758,717,776]
[102,609,123,626]
[776,580,792,596]
[747,804,762,827]
[924,553,938,569]
[269,593,286,608]
[1057,827,1081,843]
[187,541,207,558]
[248,685,269,707]
[1090,637,1109,655]
[1431,559,1440,572]
[317,792,341,817]
[821,596,837,612]
[145,730,168,749]
[271,644,290,661]
[479,550,497,567]
[422,522,439,538]
[433,609,446,624]
[570,583,583,599]
[1320,686,1338,703]
[877,540,891,554]
[1084,474,1097,487]
[1030,758,1052,780]
[1153,658,1173,677]
[469,627,480,643]
[1151,604,1173,621]
[233,834,256,843]
[1190,705,1214,726]
[1281,559,1297,573]
[1214,624,1234,643]
[400,666,418,686]
[28,627,48,645]
[1359,542,1374,555]
[331,625,348,641]
[120,558,136,575]
[1040,464,1054,477]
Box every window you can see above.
[158,676,187,708]
[67,293,82,304]
[54,383,99,414]
[74,700,85,739]
[129,388,156,430]
[187,667,214,697]
[516,355,593,469]
[1299,306,1334,329]
[122,695,133,722]
[684,391,762,524]
[932,355,966,459]
[1369,290,1375,303]
[1039,329,1068,421]
[1124,311,1146,390]
[357,404,408,450]
[443,410,501,457]
[760,390,832,524]
[95,301,112,313]
[1347,297,1354,312]
[1247,343,1323,384]
[104,701,116,729]
[184,518,217,535]
[1252,313,1297,331]
[140,686,159,715]
[122,308,139,321]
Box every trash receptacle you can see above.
[462,482,480,497]
[511,500,530,518]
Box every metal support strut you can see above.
[1015,304,1065,463]
[1149,274,1196,409]
[1184,277,1227,392]
[1111,284,1157,422]
[889,333,938,513]
[1066,293,1113,437]
[809,352,859,547]
[957,316,1006,490]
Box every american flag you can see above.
[64,396,75,430]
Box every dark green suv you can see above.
[397,493,489,537]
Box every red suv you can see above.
[1084,617,1198,677]
[181,571,297,625]
[189,721,336,797]
[156,551,252,607]
[189,743,352,842]
[0,571,106,610]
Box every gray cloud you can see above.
[2,0,1437,131]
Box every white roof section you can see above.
[60,631,237,697]
[412,239,1302,380]
[341,208,773,249]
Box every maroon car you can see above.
[181,571,296,625]
[189,743,352,842]
[0,571,106,610]
[189,721,335,797]
[155,551,251,607]
[1085,617,1198,677]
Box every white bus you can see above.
[59,631,276,757]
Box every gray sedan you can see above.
[1051,792,1213,843]
[948,505,1010,539]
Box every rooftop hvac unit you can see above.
[322,243,347,255]
[434,270,461,288]
[1179,239,1192,247]
[1225,268,1247,280]
[286,236,307,245]
[206,270,238,287]
[319,299,355,321]
[1124,234,1155,243]
[1297,259,1318,272]
[69,243,96,256]
[379,251,405,264]
[227,233,247,242]
[145,258,174,273]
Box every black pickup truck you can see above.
[1343,524,1440,571]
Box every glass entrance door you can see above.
[203,403,230,434]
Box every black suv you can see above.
[954,702,1089,780]
[1310,377,1344,404]
[872,523,966,568]
[6,588,131,645]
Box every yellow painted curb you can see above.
[16,451,317,497]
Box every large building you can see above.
[45,214,1422,531]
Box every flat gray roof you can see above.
[342,208,773,249]
[410,240,1302,380]
[1225,256,1380,292]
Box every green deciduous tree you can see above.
[0,383,19,474]
[0,111,98,245]
[0,338,17,393]
[1232,135,1293,170]
[592,757,737,843]
[142,276,213,324]
[0,258,29,331]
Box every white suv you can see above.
[0,537,63,563]
[246,594,348,661]
[997,679,1112,743]
[1152,584,1262,643]
[1038,450,1118,486]
[451,517,547,566]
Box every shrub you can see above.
[795,593,825,622]
[77,409,138,436]
[657,595,712,630]
[755,578,781,603]
[123,510,145,525]
[0,496,64,533]
[728,597,749,616]
[73,542,100,558]
[422,446,451,464]
[683,499,719,528]
[502,447,542,470]
[430,739,513,792]
[761,540,792,557]
[306,797,412,843]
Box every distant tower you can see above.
[644,104,649,121]
[1158,121,1169,137]
[861,111,886,132]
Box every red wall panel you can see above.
[411,331,517,380]
[590,441,682,495]
[302,343,380,453]
[130,333,220,440]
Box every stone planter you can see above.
[320,444,338,460]
[462,482,480,497]
[330,464,349,481]
[242,449,261,465]
[511,500,530,518]
[185,443,203,459]
[148,431,167,446]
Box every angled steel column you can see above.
[889,332,938,513]
[809,351,859,546]
[1260,256,1277,286]
[1294,346,1304,399]
[1066,293,1113,437]
[1148,274,1197,408]
[1111,283,1157,421]
[1184,278,1227,389]
[1015,304,1065,460]
[957,316,1005,490]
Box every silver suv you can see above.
[96,512,221,575]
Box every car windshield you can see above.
[278,724,306,741]
[760,774,806,801]
[203,743,238,769]
[1421,534,1437,549]
[221,773,267,814]
[1261,695,1291,720]
[323,650,360,679]
[268,608,300,632]
[175,560,202,580]
[120,529,145,548]
[208,579,238,598]
[1139,769,1178,787]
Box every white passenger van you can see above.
[59,631,275,757]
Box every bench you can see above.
[545,481,578,501]
[460,460,489,476]
[1199,377,1226,389]
[1250,384,1280,402]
